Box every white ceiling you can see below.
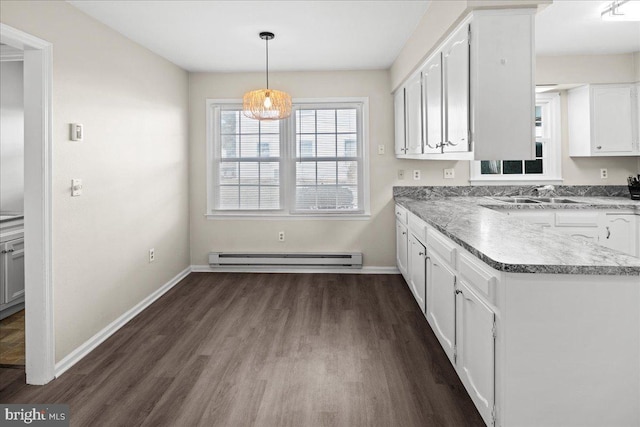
[68,0,640,72]
[536,0,640,56]
[68,0,431,72]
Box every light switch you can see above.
[70,123,83,141]
[71,179,83,196]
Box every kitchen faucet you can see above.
[531,185,555,196]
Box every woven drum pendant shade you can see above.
[243,88,292,121]
[243,31,292,121]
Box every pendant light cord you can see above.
[265,37,269,89]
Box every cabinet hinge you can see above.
[454,276,457,286]
[468,130,472,151]
[491,405,497,426]
[453,345,457,363]
[492,318,497,339]
[468,26,472,45]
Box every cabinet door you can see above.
[394,88,406,155]
[442,25,469,153]
[3,238,25,304]
[592,86,634,153]
[422,53,443,153]
[456,280,495,427]
[601,215,637,257]
[426,251,456,364]
[396,221,409,280]
[406,73,423,155]
[408,234,426,312]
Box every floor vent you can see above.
[208,252,363,269]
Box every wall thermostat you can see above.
[70,123,83,141]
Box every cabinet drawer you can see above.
[395,204,408,225]
[555,212,599,227]
[408,212,427,243]
[427,227,457,269]
[458,252,498,302]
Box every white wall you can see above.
[0,0,190,362]
[0,61,24,212]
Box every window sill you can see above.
[205,213,372,221]
[469,178,563,186]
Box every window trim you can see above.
[469,92,562,185]
[206,97,370,219]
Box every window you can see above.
[470,93,561,184]
[207,99,369,218]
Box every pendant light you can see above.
[243,32,292,121]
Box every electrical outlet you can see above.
[278,231,285,242]
[413,170,421,180]
[600,168,608,179]
[149,248,155,263]
[444,168,455,179]
[398,170,405,180]
[378,145,385,155]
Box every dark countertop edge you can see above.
[395,197,640,276]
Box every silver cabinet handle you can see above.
[8,249,14,252]
[455,289,463,295]
[402,231,406,235]
[418,252,425,256]
[596,146,602,149]
[606,226,610,239]
[0,250,6,254]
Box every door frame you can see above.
[1,23,54,385]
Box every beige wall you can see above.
[0,0,190,362]
[189,70,469,267]
[537,54,637,84]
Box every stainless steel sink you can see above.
[532,198,582,204]
[489,197,583,204]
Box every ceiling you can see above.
[68,0,640,72]
[68,0,431,72]
[536,0,640,56]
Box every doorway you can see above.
[0,23,53,385]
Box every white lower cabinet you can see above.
[395,204,640,426]
[408,234,426,312]
[425,250,456,364]
[396,219,409,280]
[508,209,639,257]
[600,213,638,257]
[455,279,495,427]
[0,237,25,309]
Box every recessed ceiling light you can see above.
[601,0,640,22]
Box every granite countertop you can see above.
[394,195,640,276]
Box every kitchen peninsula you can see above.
[393,185,640,427]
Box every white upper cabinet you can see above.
[422,53,443,154]
[442,25,470,153]
[393,8,536,161]
[568,84,639,156]
[470,10,536,160]
[406,73,423,155]
[394,88,406,155]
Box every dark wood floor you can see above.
[0,273,483,426]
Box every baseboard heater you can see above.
[208,252,363,269]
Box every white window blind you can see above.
[294,106,361,212]
[207,99,369,218]
[216,109,282,210]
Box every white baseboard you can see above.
[190,265,400,274]
[54,266,192,378]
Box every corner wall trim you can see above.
[190,265,400,275]
[54,266,192,378]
